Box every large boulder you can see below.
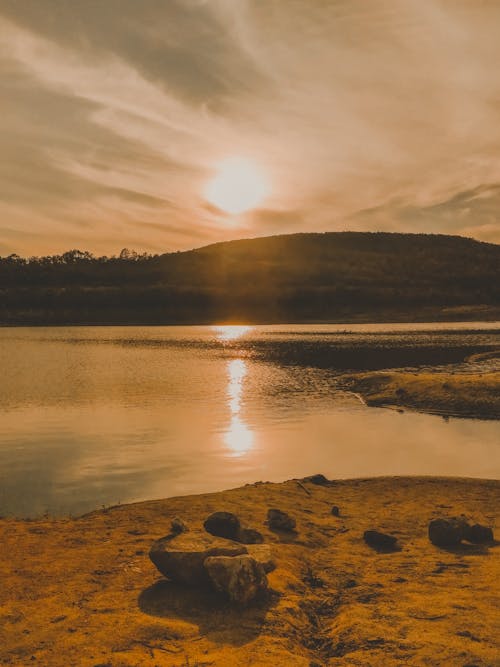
[203,512,241,540]
[205,555,268,605]
[149,531,246,586]
[428,518,468,547]
[267,508,296,532]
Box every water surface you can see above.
[0,323,499,517]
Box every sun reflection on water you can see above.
[214,325,252,341]
[224,358,254,455]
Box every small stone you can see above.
[149,531,246,585]
[171,517,188,534]
[363,530,398,551]
[237,527,264,544]
[267,508,296,532]
[203,512,241,539]
[331,505,340,517]
[303,474,330,486]
[428,518,468,547]
[204,555,267,605]
[463,523,494,544]
[246,544,276,573]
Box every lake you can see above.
[1,323,499,517]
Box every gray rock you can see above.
[205,555,268,604]
[149,531,246,585]
[363,530,398,551]
[464,523,494,544]
[170,517,188,534]
[331,505,340,517]
[203,511,241,539]
[428,517,468,547]
[267,508,296,532]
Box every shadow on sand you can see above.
[138,578,279,647]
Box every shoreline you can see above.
[342,370,500,420]
[2,475,498,666]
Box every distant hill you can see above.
[1,232,499,324]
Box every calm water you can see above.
[1,323,499,517]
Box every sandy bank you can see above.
[1,476,499,666]
[343,370,500,419]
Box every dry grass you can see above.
[1,477,499,666]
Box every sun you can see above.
[204,157,269,215]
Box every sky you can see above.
[1,0,500,256]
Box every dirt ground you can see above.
[1,476,499,666]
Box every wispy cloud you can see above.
[1,0,500,255]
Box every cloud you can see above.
[1,0,500,255]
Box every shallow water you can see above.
[0,323,499,517]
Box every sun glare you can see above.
[205,157,269,214]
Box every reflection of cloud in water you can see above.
[224,359,254,456]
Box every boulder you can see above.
[205,555,268,604]
[246,544,276,573]
[149,531,246,585]
[363,530,398,551]
[171,517,188,534]
[428,517,468,547]
[331,505,340,517]
[237,527,264,544]
[203,511,241,539]
[267,508,296,532]
[464,523,494,544]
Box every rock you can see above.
[303,474,330,486]
[204,555,267,604]
[428,517,468,547]
[463,523,494,544]
[246,544,276,573]
[363,530,398,551]
[331,505,340,517]
[171,517,188,534]
[203,511,241,539]
[237,527,264,544]
[267,508,296,532]
[149,531,246,585]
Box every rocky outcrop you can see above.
[149,528,275,604]
[149,531,247,586]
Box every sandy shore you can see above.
[342,370,500,420]
[1,476,499,666]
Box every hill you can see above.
[1,232,499,324]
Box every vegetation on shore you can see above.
[1,477,498,666]
[343,370,500,419]
[1,231,499,324]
